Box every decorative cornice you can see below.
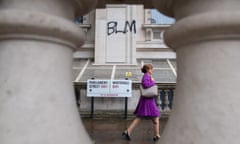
[96,0,154,8]
[142,24,171,29]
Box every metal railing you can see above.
[74,82,176,117]
[133,82,176,115]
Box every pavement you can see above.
[82,117,168,144]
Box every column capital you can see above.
[153,1,240,144]
[165,11,240,48]
[0,9,84,49]
[153,0,240,48]
[0,0,98,50]
[0,0,97,19]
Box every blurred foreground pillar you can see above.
[153,0,240,144]
[0,0,96,144]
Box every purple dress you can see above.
[134,73,160,118]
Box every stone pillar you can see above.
[153,0,240,144]
[0,0,96,144]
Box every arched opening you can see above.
[73,4,176,143]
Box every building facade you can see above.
[74,5,175,62]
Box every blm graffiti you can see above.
[107,20,136,35]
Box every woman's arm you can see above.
[141,74,155,88]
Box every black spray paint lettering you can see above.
[107,20,136,35]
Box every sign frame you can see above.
[87,79,132,97]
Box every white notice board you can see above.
[87,79,132,97]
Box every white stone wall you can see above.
[94,5,140,64]
[79,89,140,111]
[74,5,176,62]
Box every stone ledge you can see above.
[79,110,170,120]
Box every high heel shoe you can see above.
[122,130,131,141]
[153,135,160,141]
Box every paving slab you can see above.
[82,118,168,144]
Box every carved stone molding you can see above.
[0,9,84,49]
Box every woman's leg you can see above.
[152,117,160,137]
[127,117,141,135]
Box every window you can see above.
[74,16,85,24]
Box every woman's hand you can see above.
[151,77,155,82]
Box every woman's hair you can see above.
[141,64,153,73]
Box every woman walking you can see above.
[122,64,160,141]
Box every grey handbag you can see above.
[140,85,158,97]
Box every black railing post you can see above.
[124,78,129,119]
[90,77,95,119]
[124,97,128,119]
[91,97,94,118]
[74,86,80,108]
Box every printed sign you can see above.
[87,79,132,97]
